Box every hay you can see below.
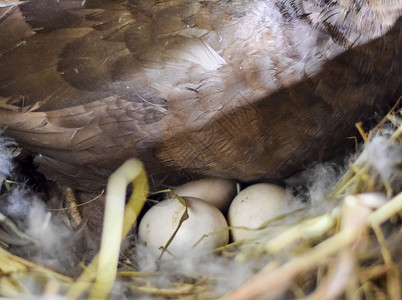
[0,105,401,299]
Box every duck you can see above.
[0,0,401,192]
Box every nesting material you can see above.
[0,104,401,299]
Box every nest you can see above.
[0,103,401,299]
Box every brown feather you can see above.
[0,0,401,190]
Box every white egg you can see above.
[138,196,229,259]
[175,178,237,212]
[228,183,292,241]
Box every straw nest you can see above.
[0,100,401,300]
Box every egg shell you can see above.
[175,178,237,212]
[138,196,229,259]
[228,183,291,241]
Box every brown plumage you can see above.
[0,0,401,191]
